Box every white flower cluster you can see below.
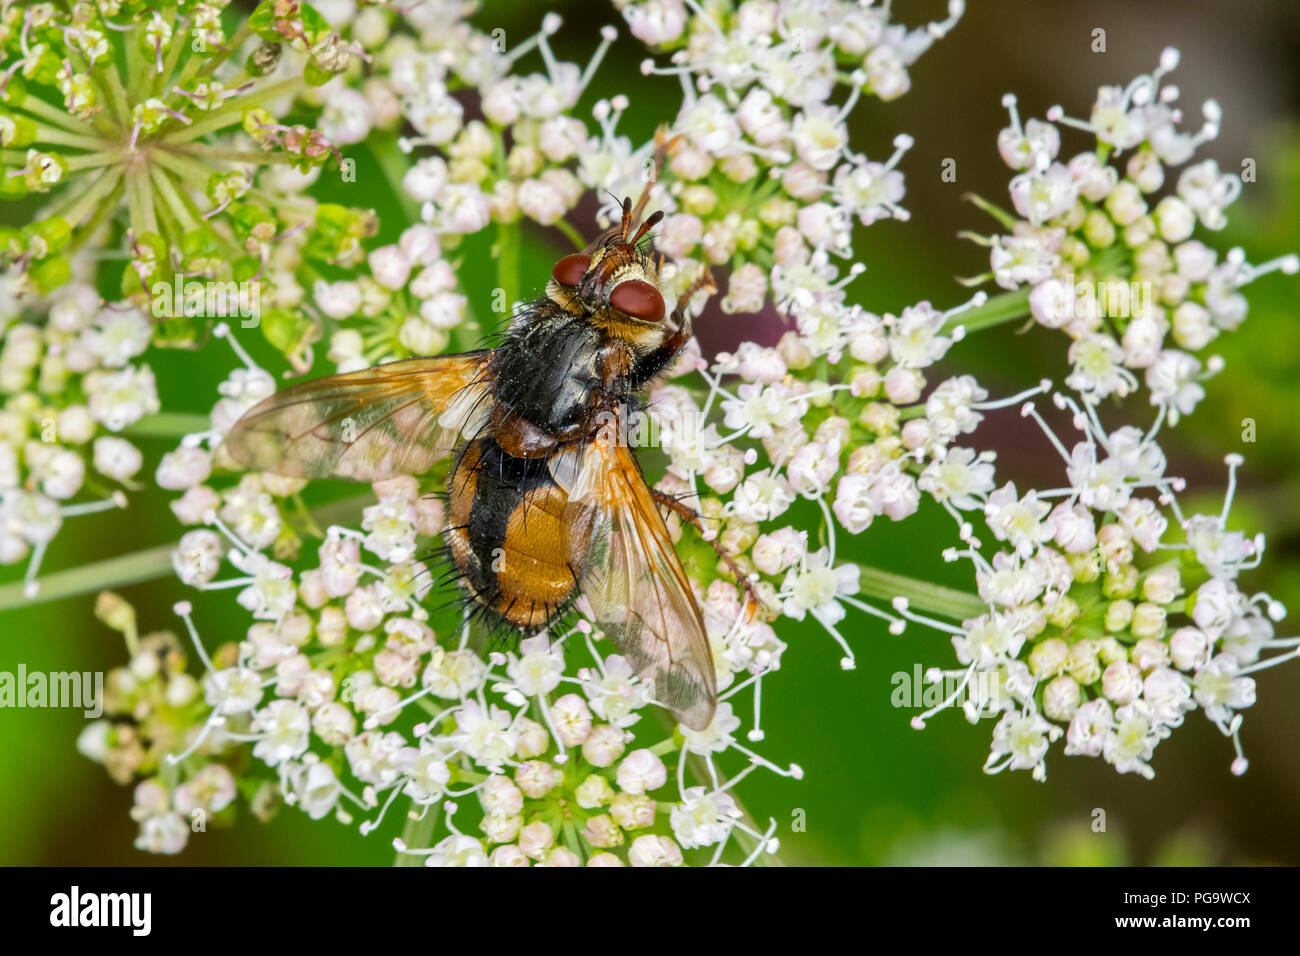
[655,283,1024,675]
[311,14,647,369]
[392,13,628,232]
[905,391,1292,781]
[969,49,1298,422]
[622,0,964,310]
[0,284,157,591]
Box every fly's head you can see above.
[546,197,670,354]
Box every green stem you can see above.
[122,413,213,438]
[162,77,307,145]
[129,164,158,235]
[124,168,144,244]
[0,495,376,612]
[291,493,325,538]
[0,543,175,611]
[963,192,1019,231]
[18,95,101,135]
[33,125,111,151]
[395,801,441,866]
[100,58,133,126]
[370,133,422,223]
[196,22,253,79]
[154,11,192,103]
[67,174,126,256]
[561,820,585,861]
[245,186,316,215]
[856,564,986,621]
[172,145,297,166]
[147,146,217,188]
[495,220,520,315]
[64,150,125,172]
[125,17,146,97]
[149,164,200,234]
[59,168,123,229]
[554,217,586,250]
[942,285,1031,334]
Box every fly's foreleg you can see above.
[631,269,716,388]
[650,486,761,612]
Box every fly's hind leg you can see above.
[649,487,762,614]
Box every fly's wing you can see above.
[225,353,494,481]
[550,435,717,731]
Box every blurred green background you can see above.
[2,0,1298,865]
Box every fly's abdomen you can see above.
[446,436,578,632]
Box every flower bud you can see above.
[518,821,555,861]
[1043,675,1082,721]
[581,814,625,848]
[575,773,616,809]
[1131,603,1168,641]
[1104,599,1135,632]
[1101,660,1143,704]
[1046,596,1080,628]
[1066,640,1101,684]
[515,760,562,799]
[1130,636,1170,670]
[489,844,529,867]
[1169,626,1209,671]
[611,792,657,830]
[1102,564,1138,599]
[1083,209,1115,248]
[616,748,668,794]
[581,724,626,767]
[1028,638,1069,678]
[1141,566,1182,604]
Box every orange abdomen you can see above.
[446,437,580,632]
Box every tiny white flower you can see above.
[781,548,859,625]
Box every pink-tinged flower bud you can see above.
[518,820,555,861]
[581,724,626,768]
[1101,660,1143,704]
[549,694,592,747]
[628,834,683,867]
[611,792,657,830]
[1043,675,1082,721]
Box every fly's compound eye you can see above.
[551,253,591,287]
[610,279,666,323]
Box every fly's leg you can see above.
[650,486,761,613]
[630,268,716,388]
[667,268,716,344]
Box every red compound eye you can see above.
[610,279,666,323]
[551,253,590,287]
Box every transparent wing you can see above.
[225,353,494,481]
[551,435,717,731]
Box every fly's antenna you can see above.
[619,195,633,241]
[630,209,664,246]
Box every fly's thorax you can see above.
[493,312,603,432]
